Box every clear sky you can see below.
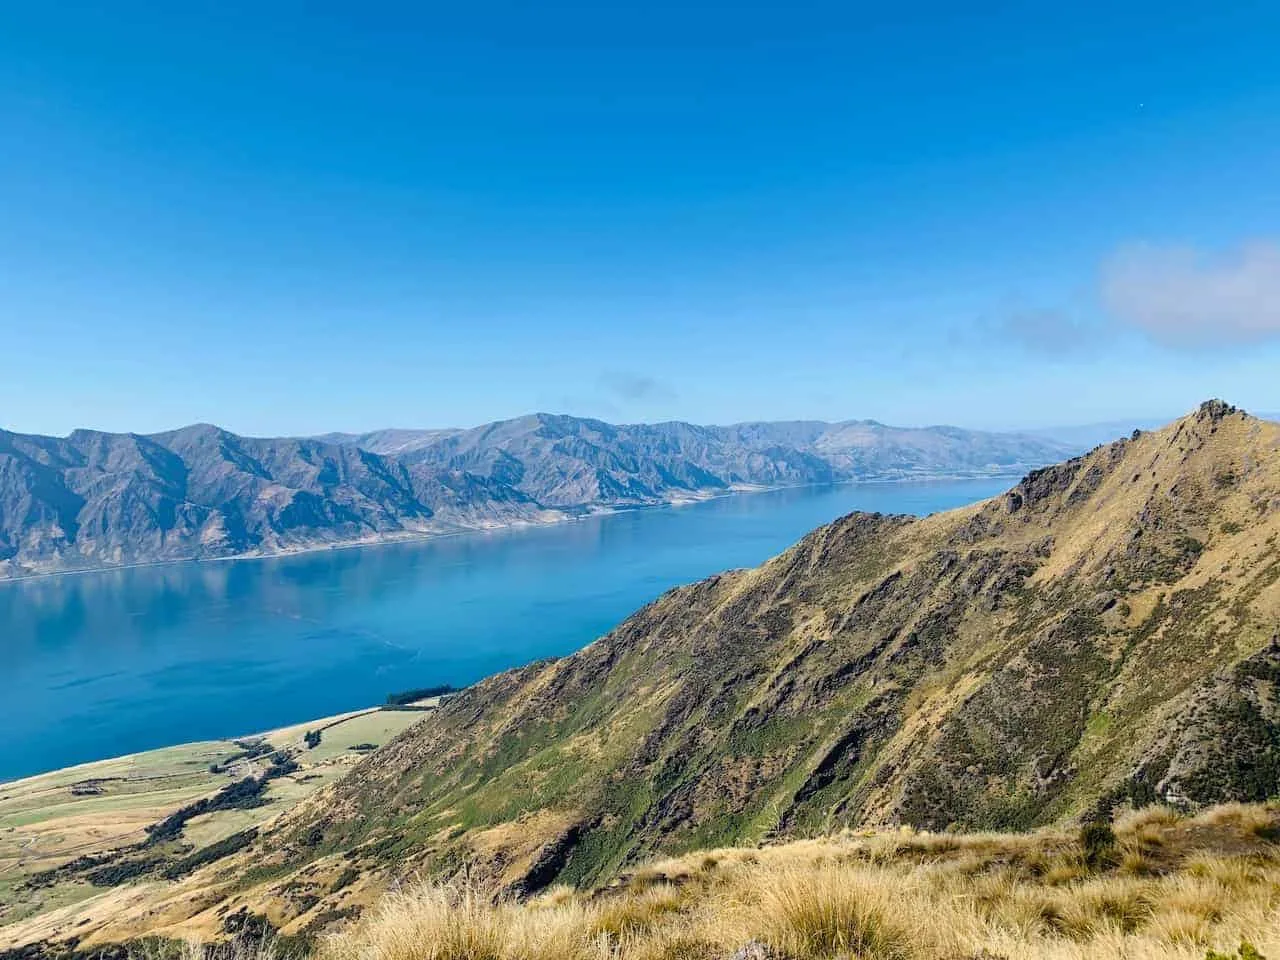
[3,1,1279,437]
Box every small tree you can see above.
[304,729,321,749]
[1079,820,1117,869]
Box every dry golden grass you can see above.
[266,805,1280,960]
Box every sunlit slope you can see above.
[279,401,1277,872]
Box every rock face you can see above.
[18,403,1280,943]
[0,414,1070,578]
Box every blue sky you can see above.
[2,1,1279,436]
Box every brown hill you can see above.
[9,401,1279,949]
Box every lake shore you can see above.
[0,701,434,937]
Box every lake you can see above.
[0,478,1010,782]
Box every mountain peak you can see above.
[1195,397,1242,423]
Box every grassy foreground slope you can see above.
[14,803,1280,959]
[315,803,1280,960]
[5,401,1278,951]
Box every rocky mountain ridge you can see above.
[0,413,1070,578]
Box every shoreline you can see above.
[0,471,1026,586]
[0,702,425,789]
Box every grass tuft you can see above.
[750,865,912,959]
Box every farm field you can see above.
[0,705,431,935]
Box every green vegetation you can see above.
[146,776,270,842]
[163,827,259,879]
[1207,946,1267,960]
[385,684,457,706]
[1080,819,1119,869]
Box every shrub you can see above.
[385,684,456,706]
[146,777,269,842]
[1206,944,1266,960]
[1080,821,1118,869]
[163,828,260,879]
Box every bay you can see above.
[0,478,1010,782]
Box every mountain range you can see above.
[17,401,1278,948]
[0,413,1072,579]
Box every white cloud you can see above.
[1102,242,1280,345]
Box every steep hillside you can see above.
[6,402,1276,949]
[268,404,1278,871]
[0,415,1068,579]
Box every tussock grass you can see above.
[748,865,912,959]
[182,806,1280,960]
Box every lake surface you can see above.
[0,479,1010,782]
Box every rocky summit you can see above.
[5,402,1278,950]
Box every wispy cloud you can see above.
[598,370,677,403]
[959,302,1110,359]
[1102,241,1280,346]
[992,308,1110,356]
[967,240,1280,359]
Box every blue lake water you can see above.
[0,479,1011,782]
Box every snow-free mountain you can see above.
[0,413,1072,578]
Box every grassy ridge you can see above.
[230,402,1280,908]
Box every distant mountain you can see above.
[0,414,1073,579]
[324,413,1074,505]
